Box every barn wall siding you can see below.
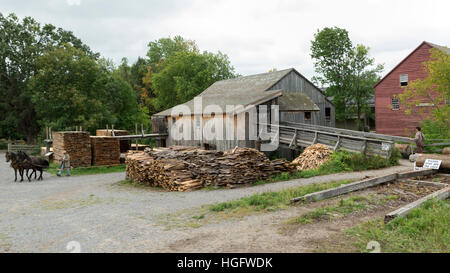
[375,43,436,137]
[269,71,335,127]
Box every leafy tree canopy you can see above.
[0,12,95,141]
[311,27,383,128]
[399,48,450,137]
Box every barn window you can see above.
[392,98,400,110]
[304,111,312,121]
[400,74,408,86]
[172,117,176,124]
[325,107,331,121]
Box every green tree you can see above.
[311,27,383,128]
[348,45,384,130]
[151,50,236,113]
[29,44,112,132]
[311,27,353,122]
[399,48,450,138]
[0,13,95,142]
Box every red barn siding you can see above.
[375,42,435,137]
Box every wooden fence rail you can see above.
[259,123,395,158]
[7,143,41,153]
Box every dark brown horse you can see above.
[5,151,25,182]
[17,151,49,181]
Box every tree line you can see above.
[4,13,441,144]
[0,13,237,143]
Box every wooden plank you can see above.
[401,179,448,189]
[384,186,450,223]
[290,173,398,204]
[397,169,437,179]
[281,121,413,143]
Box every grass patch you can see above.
[344,199,450,253]
[253,150,400,186]
[46,162,126,176]
[287,194,398,225]
[209,179,354,214]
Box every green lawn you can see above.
[344,199,450,253]
[209,179,354,213]
[46,162,126,176]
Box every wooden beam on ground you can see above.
[290,173,398,204]
[401,179,448,189]
[384,186,450,223]
[397,169,437,179]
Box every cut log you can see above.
[442,147,450,155]
[384,186,450,223]
[415,154,450,170]
[395,143,412,158]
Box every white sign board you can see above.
[381,142,391,151]
[423,159,442,170]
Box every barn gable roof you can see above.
[155,68,299,116]
[374,41,449,88]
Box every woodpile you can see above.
[292,143,333,171]
[125,146,295,191]
[53,132,91,167]
[96,129,130,153]
[90,136,120,166]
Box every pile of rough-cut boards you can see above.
[292,143,333,171]
[126,146,294,191]
[96,129,130,153]
[53,131,91,167]
[90,136,120,166]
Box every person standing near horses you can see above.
[57,150,71,177]
[414,127,426,154]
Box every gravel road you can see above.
[0,151,412,252]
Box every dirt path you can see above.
[0,151,413,252]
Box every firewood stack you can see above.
[125,146,295,191]
[90,136,120,166]
[292,143,333,171]
[96,129,130,153]
[53,132,91,167]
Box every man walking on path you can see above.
[57,150,71,177]
[414,127,426,153]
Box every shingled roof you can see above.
[279,93,320,111]
[155,68,295,116]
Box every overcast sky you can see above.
[2,0,449,79]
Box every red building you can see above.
[374,41,449,136]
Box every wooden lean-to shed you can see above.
[152,68,335,153]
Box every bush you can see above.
[0,139,7,150]
[421,119,450,140]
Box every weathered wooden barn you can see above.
[375,41,450,136]
[152,68,335,155]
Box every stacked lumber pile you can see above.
[125,146,294,191]
[53,132,91,167]
[292,143,333,171]
[96,129,130,153]
[90,136,120,166]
